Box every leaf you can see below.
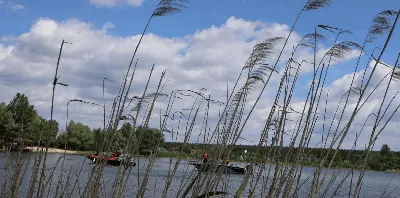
[303,0,332,11]
[366,10,399,43]
[152,0,189,17]
[195,191,227,198]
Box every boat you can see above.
[86,151,136,167]
[190,150,253,174]
[189,160,253,175]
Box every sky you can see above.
[0,0,399,150]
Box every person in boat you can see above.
[203,153,209,163]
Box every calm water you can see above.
[0,152,399,197]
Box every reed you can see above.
[1,1,400,198]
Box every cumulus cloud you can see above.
[1,15,396,150]
[303,58,400,150]
[89,0,144,7]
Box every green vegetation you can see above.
[0,93,165,154]
[0,93,59,148]
[162,142,400,172]
[1,93,398,173]
[1,93,399,174]
[1,1,400,197]
[55,123,165,153]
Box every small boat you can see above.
[86,151,136,167]
[189,160,253,175]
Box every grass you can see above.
[1,0,400,198]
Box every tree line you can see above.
[1,93,399,171]
[57,121,165,153]
[0,93,58,146]
[0,93,164,153]
[162,142,400,171]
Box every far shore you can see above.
[2,148,399,174]
[26,146,93,155]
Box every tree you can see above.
[92,128,103,153]
[56,132,68,149]
[136,126,164,151]
[42,119,59,146]
[6,93,38,140]
[119,122,132,139]
[118,122,134,149]
[0,102,15,141]
[63,121,93,150]
[26,115,43,144]
[380,144,391,157]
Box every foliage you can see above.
[2,1,400,197]
[161,142,400,171]
[0,93,59,146]
[53,122,164,153]
[57,121,93,151]
[136,126,165,150]
[92,128,103,153]
[0,102,15,141]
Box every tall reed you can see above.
[2,1,400,198]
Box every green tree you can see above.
[26,115,43,144]
[0,102,15,141]
[6,93,38,140]
[136,126,164,151]
[92,128,104,153]
[117,122,134,149]
[25,117,59,146]
[380,144,391,157]
[63,121,93,150]
[42,119,59,146]
[119,122,132,139]
[56,132,68,149]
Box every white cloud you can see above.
[308,59,400,150]
[0,1,24,11]
[10,3,23,10]
[1,16,396,151]
[89,0,144,7]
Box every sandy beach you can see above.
[26,146,79,154]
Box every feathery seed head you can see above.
[303,0,332,11]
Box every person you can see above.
[203,153,209,163]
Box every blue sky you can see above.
[1,0,399,80]
[1,0,398,39]
[0,0,400,149]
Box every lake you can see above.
[0,152,399,197]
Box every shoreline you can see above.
[3,148,399,174]
[25,146,93,155]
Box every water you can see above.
[0,152,399,197]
